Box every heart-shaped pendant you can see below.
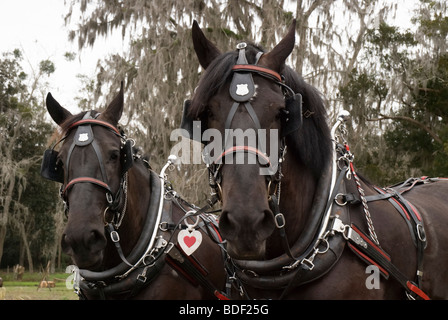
[178,229,202,256]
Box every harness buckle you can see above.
[106,192,113,205]
[274,213,286,229]
[110,230,120,243]
[236,42,247,50]
[417,224,426,242]
[301,258,315,271]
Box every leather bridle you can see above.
[206,42,295,201]
[54,112,133,227]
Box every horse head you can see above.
[44,84,134,270]
[187,20,292,260]
[186,20,332,261]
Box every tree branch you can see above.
[367,113,443,144]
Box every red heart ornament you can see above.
[184,235,196,248]
[178,229,202,256]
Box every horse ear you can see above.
[192,20,221,69]
[46,93,72,126]
[259,19,296,72]
[100,81,124,125]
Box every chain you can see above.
[336,121,380,246]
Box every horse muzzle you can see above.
[61,226,107,270]
[225,239,267,260]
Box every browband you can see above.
[232,64,282,82]
[68,119,121,136]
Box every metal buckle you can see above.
[417,224,426,242]
[159,221,169,231]
[346,228,368,249]
[106,192,113,205]
[274,213,286,229]
[110,230,120,243]
[236,42,247,50]
[301,258,315,271]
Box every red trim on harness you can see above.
[391,198,411,220]
[351,225,391,261]
[211,222,223,242]
[214,290,230,300]
[69,119,121,135]
[232,64,282,82]
[165,255,198,286]
[184,252,208,277]
[407,281,430,300]
[348,243,389,277]
[407,202,422,221]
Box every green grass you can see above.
[0,271,79,300]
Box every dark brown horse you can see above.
[183,20,448,299]
[42,85,228,299]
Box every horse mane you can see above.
[60,111,92,134]
[282,65,332,177]
[190,43,332,177]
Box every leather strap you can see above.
[346,224,430,300]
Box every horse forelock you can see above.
[190,43,265,118]
[59,111,99,134]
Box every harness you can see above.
[68,158,230,300]
[181,43,434,299]
[42,117,229,300]
[181,42,305,203]
[41,111,134,226]
[233,113,433,300]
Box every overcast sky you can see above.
[0,0,125,113]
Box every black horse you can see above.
[181,20,448,299]
[42,84,228,299]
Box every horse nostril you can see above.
[85,230,107,251]
[219,210,238,241]
[61,234,73,255]
[259,209,275,236]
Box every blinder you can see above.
[41,148,64,183]
[41,115,134,187]
[121,139,134,174]
[180,99,206,143]
[282,93,303,138]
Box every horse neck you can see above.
[103,161,151,268]
[270,152,317,253]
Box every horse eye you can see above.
[56,157,64,168]
[278,108,288,120]
[109,151,119,161]
[207,108,214,119]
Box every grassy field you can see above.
[0,271,78,300]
